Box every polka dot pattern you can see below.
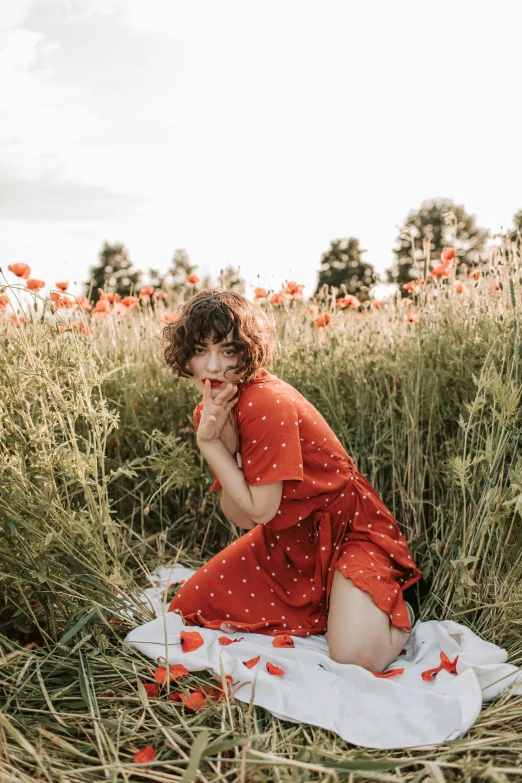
[175,368,421,637]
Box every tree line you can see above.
[85,198,522,303]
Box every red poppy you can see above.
[0,295,9,309]
[485,284,500,294]
[244,654,260,669]
[139,286,155,298]
[187,275,200,285]
[266,661,285,676]
[272,633,295,648]
[314,313,334,330]
[454,281,465,293]
[371,299,384,308]
[430,256,454,279]
[8,263,31,279]
[372,668,404,678]
[153,663,190,684]
[180,630,204,653]
[26,279,45,291]
[253,287,269,301]
[112,302,128,316]
[218,636,245,645]
[441,247,456,263]
[93,299,111,313]
[406,310,420,323]
[336,295,361,309]
[271,293,284,305]
[121,296,140,309]
[75,296,92,311]
[284,281,305,299]
[159,312,179,323]
[99,291,120,304]
[403,279,424,294]
[133,745,156,764]
[55,281,68,292]
[468,269,481,280]
[10,315,26,327]
[154,291,166,300]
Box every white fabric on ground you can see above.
[124,563,522,750]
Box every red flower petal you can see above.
[133,745,156,764]
[98,690,116,698]
[218,635,245,645]
[181,688,207,710]
[244,654,260,669]
[180,630,204,653]
[272,634,295,648]
[421,666,443,681]
[153,663,190,684]
[266,662,285,676]
[399,649,407,656]
[169,692,183,701]
[142,683,160,698]
[440,651,459,674]
[372,667,404,678]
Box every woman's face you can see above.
[187,329,243,397]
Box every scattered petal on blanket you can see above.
[244,654,261,669]
[141,683,160,697]
[266,662,285,676]
[180,630,204,653]
[272,633,295,648]
[218,635,245,645]
[399,649,407,655]
[133,745,156,764]
[440,651,459,674]
[154,663,190,684]
[373,668,404,678]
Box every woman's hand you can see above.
[220,409,238,455]
[197,380,238,445]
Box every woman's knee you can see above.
[328,643,378,671]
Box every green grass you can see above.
[1,239,522,781]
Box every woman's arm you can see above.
[217,489,257,530]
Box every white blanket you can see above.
[124,563,522,749]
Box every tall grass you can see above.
[1,237,522,780]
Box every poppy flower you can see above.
[180,630,204,653]
[133,745,156,764]
[92,310,110,319]
[253,287,269,301]
[139,286,155,298]
[99,291,120,304]
[430,256,454,279]
[218,636,245,645]
[468,269,481,280]
[272,633,295,648]
[485,284,500,294]
[441,247,456,263]
[210,673,234,699]
[26,279,45,291]
[10,315,26,327]
[371,299,383,308]
[153,663,189,684]
[75,296,92,311]
[0,295,9,310]
[421,650,459,680]
[266,662,285,676]
[454,281,465,293]
[159,312,179,323]
[403,279,424,294]
[406,310,420,323]
[93,299,111,313]
[121,296,140,309]
[154,291,166,300]
[336,295,361,309]
[243,654,260,669]
[372,668,404,678]
[284,281,305,299]
[8,263,31,279]
[112,302,128,316]
[187,275,200,285]
[271,293,284,305]
[55,281,68,292]
[314,313,334,330]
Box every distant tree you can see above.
[387,198,490,293]
[313,237,378,302]
[163,249,199,298]
[216,265,246,294]
[508,209,522,243]
[85,241,141,302]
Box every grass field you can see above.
[1,240,522,781]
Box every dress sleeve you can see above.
[238,390,304,486]
[193,403,222,494]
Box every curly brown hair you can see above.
[162,289,277,383]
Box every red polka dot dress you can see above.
[168,368,421,637]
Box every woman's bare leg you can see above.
[326,570,410,672]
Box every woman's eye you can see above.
[224,349,236,356]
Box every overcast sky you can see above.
[1,0,520,299]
